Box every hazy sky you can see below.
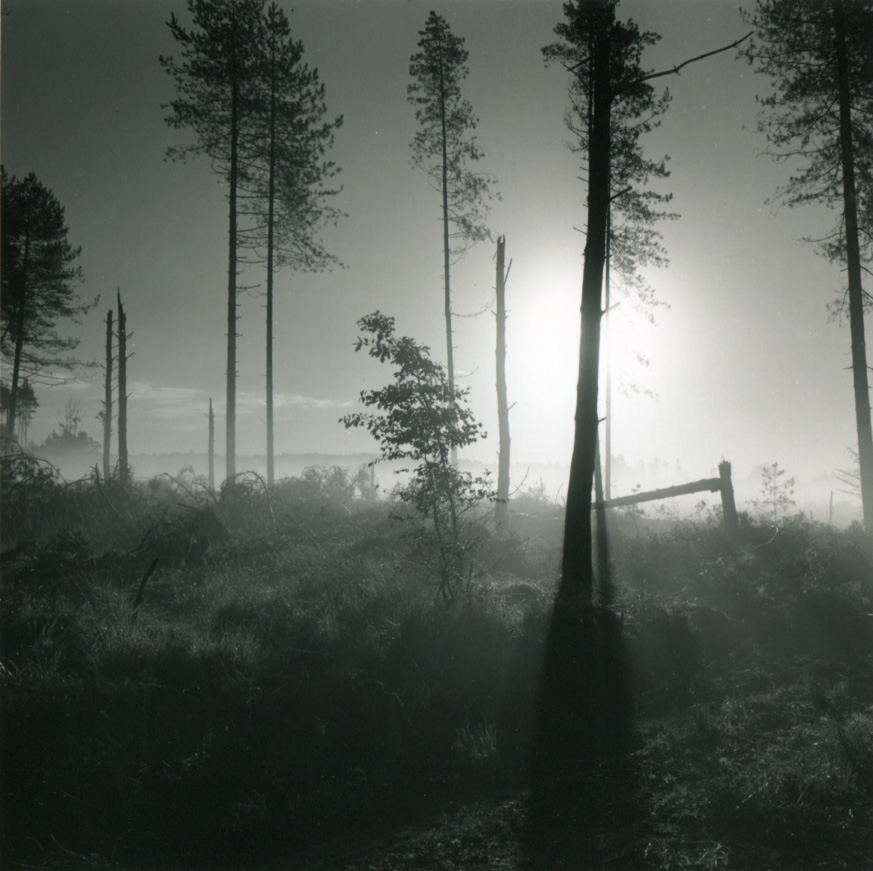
[1,0,861,492]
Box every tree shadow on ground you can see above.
[521,545,643,870]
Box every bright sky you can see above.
[1,0,863,499]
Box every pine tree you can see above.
[161,0,265,482]
[542,1,670,603]
[743,0,873,529]
[544,0,748,602]
[0,167,90,441]
[530,1,749,782]
[237,2,343,487]
[545,0,676,514]
[408,10,497,456]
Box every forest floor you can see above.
[3,465,873,870]
[295,789,528,871]
[293,687,873,871]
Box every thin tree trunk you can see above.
[6,233,30,441]
[533,20,620,781]
[103,309,113,480]
[265,35,277,489]
[559,17,612,604]
[117,290,129,485]
[495,235,511,528]
[436,28,457,466]
[226,38,240,483]
[604,204,612,500]
[593,435,612,606]
[834,3,873,531]
[208,397,215,491]
[7,300,25,443]
[16,381,31,445]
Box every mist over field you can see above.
[40,448,864,529]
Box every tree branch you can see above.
[615,31,753,97]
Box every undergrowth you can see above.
[2,467,873,868]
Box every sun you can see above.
[492,257,671,464]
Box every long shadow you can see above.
[521,509,642,869]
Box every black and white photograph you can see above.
[2,0,873,867]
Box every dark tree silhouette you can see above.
[546,0,676,505]
[408,10,497,460]
[543,1,673,605]
[742,0,873,529]
[161,0,265,482]
[117,291,131,485]
[530,0,750,790]
[546,0,749,604]
[237,2,343,487]
[0,167,90,441]
[102,309,113,481]
[208,397,215,491]
[0,379,37,446]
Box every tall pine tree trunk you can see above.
[436,33,458,466]
[265,36,277,489]
[208,397,215,491]
[103,309,113,480]
[604,205,612,500]
[226,46,240,483]
[530,11,619,786]
[495,235,511,528]
[559,17,612,604]
[117,290,129,485]
[834,3,873,531]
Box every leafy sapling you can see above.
[342,312,493,603]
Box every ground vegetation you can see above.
[2,458,873,869]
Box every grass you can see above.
[2,467,873,868]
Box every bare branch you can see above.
[615,31,753,97]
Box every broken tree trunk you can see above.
[208,397,215,492]
[117,290,130,485]
[719,460,739,538]
[103,309,113,481]
[495,235,511,529]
